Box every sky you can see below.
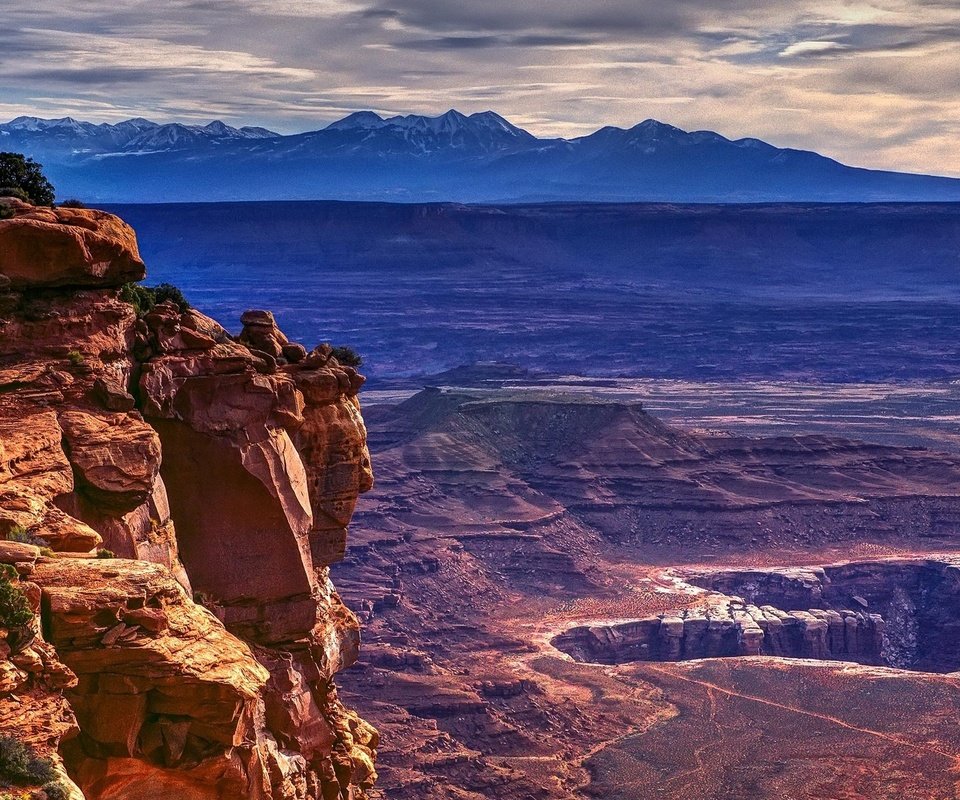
[2,1,959,175]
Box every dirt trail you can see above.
[644,664,960,764]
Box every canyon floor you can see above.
[333,372,960,799]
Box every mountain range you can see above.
[4,109,960,203]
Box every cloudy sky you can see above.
[2,1,959,175]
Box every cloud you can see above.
[394,33,597,50]
[778,40,848,58]
[1,0,960,175]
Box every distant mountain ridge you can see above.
[3,109,960,203]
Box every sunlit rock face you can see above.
[0,197,377,799]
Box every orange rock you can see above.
[34,558,273,797]
[0,205,378,799]
[59,411,162,511]
[0,200,145,289]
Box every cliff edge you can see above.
[0,198,377,799]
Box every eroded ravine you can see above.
[551,555,960,674]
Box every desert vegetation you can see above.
[119,282,190,315]
[0,153,54,206]
[330,345,362,367]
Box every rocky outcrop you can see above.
[0,198,376,798]
[0,199,144,290]
[553,556,960,673]
[0,543,83,799]
[36,558,271,798]
[553,603,885,665]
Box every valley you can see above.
[82,199,960,798]
[112,200,960,384]
[332,380,960,799]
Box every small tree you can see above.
[0,153,55,206]
[120,282,190,316]
[0,565,32,630]
[330,345,362,367]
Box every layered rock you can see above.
[35,558,271,799]
[552,602,885,665]
[0,197,376,798]
[0,199,144,289]
[0,543,83,799]
[552,557,960,673]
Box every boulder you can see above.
[0,200,145,289]
[59,411,162,512]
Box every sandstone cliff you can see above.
[0,198,376,799]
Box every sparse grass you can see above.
[3,525,48,550]
[3,525,31,544]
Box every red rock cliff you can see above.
[0,198,377,799]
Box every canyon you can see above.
[0,198,376,799]
[5,198,960,800]
[331,385,960,799]
[112,200,960,384]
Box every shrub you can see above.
[120,282,190,316]
[57,199,87,209]
[4,525,30,544]
[65,351,84,366]
[0,736,55,787]
[0,187,31,202]
[330,345,363,367]
[42,782,70,800]
[0,566,32,630]
[96,549,115,559]
[0,154,54,206]
[3,526,46,549]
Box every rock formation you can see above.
[553,557,960,673]
[0,197,376,799]
[552,600,886,666]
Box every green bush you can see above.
[0,567,32,630]
[0,187,31,202]
[0,154,54,206]
[3,526,46,549]
[96,549,115,559]
[42,781,70,800]
[120,282,190,316]
[330,345,363,367]
[3,525,30,544]
[57,199,87,209]
[65,351,84,366]
[0,735,55,787]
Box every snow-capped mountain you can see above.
[2,109,960,203]
[317,109,537,156]
[122,121,279,152]
[0,116,280,159]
